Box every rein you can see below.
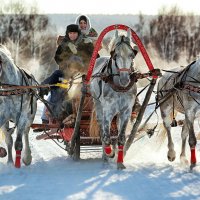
[0,88,31,96]
[178,83,200,94]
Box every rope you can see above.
[43,129,67,151]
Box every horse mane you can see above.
[109,34,123,52]
[109,32,138,56]
[0,44,14,64]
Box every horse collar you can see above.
[101,73,137,92]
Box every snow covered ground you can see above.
[1,96,200,200]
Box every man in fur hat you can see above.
[55,24,94,77]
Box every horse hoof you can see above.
[167,150,176,162]
[0,147,7,158]
[190,163,196,171]
[23,156,32,166]
[168,156,175,162]
[117,163,126,170]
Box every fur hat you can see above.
[79,15,87,23]
[66,24,80,34]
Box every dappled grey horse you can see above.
[157,60,200,169]
[90,30,138,169]
[0,44,37,168]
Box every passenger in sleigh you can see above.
[75,15,104,56]
[36,24,94,130]
[57,15,98,47]
[75,15,98,42]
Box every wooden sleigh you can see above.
[31,94,120,159]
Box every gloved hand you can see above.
[38,87,49,98]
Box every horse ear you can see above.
[127,28,132,42]
[115,30,119,38]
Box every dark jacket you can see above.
[54,33,94,79]
[41,33,94,119]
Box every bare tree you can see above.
[0,0,57,77]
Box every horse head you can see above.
[110,29,138,87]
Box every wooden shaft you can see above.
[125,79,156,153]
[68,80,87,155]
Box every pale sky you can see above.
[31,0,200,15]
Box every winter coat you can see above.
[75,15,98,40]
[42,33,94,117]
[54,33,94,79]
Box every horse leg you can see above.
[161,106,176,161]
[102,109,115,158]
[0,115,12,163]
[19,110,35,166]
[93,100,109,162]
[3,123,15,164]
[14,128,23,168]
[93,99,104,138]
[180,123,189,165]
[14,120,28,168]
[22,126,32,166]
[117,112,130,170]
[185,112,197,169]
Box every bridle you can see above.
[94,36,137,93]
[110,36,135,74]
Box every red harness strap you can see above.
[15,150,21,168]
[86,24,157,83]
[117,145,124,163]
[191,147,196,164]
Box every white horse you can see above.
[157,60,200,169]
[90,30,138,169]
[0,44,37,168]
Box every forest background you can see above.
[1,0,200,81]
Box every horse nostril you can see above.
[119,75,130,86]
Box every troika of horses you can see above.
[0,24,199,170]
